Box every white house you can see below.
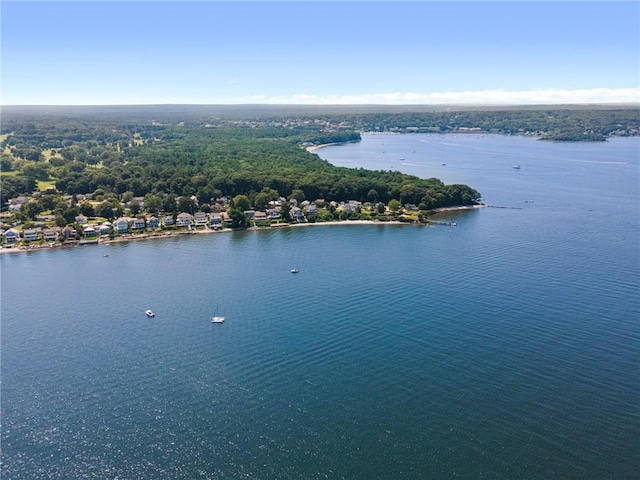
[3,228,20,245]
[176,212,192,227]
[194,211,208,226]
[113,217,129,233]
[83,225,97,237]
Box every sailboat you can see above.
[211,305,225,323]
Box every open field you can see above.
[37,180,56,191]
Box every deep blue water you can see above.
[2,134,639,479]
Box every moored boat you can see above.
[211,304,225,323]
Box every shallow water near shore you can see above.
[2,134,639,479]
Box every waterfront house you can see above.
[342,203,357,214]
[99,223,111,235]
[43,227,60,241]
[291,207,305,220]
[253,211,268,223]
[62,225,77,240]
[305,204,318,214]
[176,212,192,227]
[75,214,88,225]
[132,218,146,230]
[194,211,208,226]
[267,209,281,219]
[83,225,98,237]
[244,210,255,219]
[161,215,174,227]
[147,216,159,229]
[113,217,129,234]
[3,228,20,245]
[23,228,40,242]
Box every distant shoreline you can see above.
[0,205,485,255]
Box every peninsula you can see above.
[1,104,637,250]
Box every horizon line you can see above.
[5,88,639,107]
[2,102,639,108]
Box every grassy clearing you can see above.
[0,170,18,177]
[37,180,57,191]
[42,149,62,161]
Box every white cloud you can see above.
[224,88,640,105]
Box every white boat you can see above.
[145,310,155,317]
[512,164,521,169]
[211,305,225,323]
[291,268,299,273]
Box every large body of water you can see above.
[2,134,638,479]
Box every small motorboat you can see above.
[291,268,299,273]
[145,310,155,317]
[512,164,521,169]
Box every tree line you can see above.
[1,115,483,219]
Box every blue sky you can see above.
[2,1,639,105]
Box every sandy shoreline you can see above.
[305,140,359,153]
[0,205,485,255]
